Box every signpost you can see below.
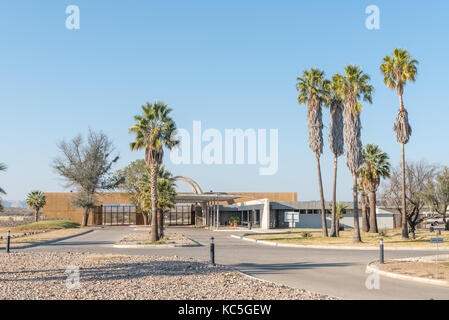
[284,212,300,229]
[430,237,444,279]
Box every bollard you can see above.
[248,221,252,230]
[379,238,384,264]
[6,230,11,253]
[210,237,215,266]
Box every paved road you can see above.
[23,226,449,300]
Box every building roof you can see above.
[175,193,242,202]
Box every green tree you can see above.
[423,167,449,230]
[335,65,373,242]
[0,163,6,212]
[26,190,47,222]
[323,76,345,237]
[53,130,122,226]
[129,101,179,242]
[380,48,418,239]
[117,159,148,223]
[359,144,391,233]
[297,68,329,237]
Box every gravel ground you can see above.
[0,252,338,300]
[377,260,449,280]
[118,232,195,246]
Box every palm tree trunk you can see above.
[150,162,159,242]
[144,213,150,225]
[157,208,164,239]
[369,191,378,233]
[82,208,89,226]
[361,192,369,232]
[401,143,409,239]
[330,155,338,237]
[34,208,39,222]
[352,175,362,242]
[315,154,328,237]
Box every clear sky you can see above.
[1,0,448,201]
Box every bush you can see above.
[230,217,240,224]
[378,228,389,237]
[301,231,312,238]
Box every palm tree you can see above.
[0,163,6,196]
[323,76,345,237]
[335,65,373,242]
[156,166,177,238]
[358,179,370,232]
[0,163,6,212]
[26,190,47,222]
[359,144,391,233]
[136,166,177,238]
[297,68,328,237]
[380,48,418,239]
[129,101,179,242]
[335,202,348,231]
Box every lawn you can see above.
[13,220,81,231]
[246,228,449,247]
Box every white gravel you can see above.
[0,252,338,300]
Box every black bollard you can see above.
[379,238,384,264]
[6,230,11,253]
[210,237,215,266]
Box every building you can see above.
[42,176,397,229]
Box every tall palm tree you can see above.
[297,68,328,237]
[323,76,345,237]
[0,163,6,212]
[26,190,47,222]
[359,144,391,233]
[335,65,373,242]
[129,101,179,242]
[380,48,418,239]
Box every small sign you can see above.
[284,211,299,228]
[430,238,444,243]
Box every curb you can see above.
[7,229,95,250]
[114,234,203,249]
[113,243,200,249]
[366,261,449,288]
[230,234,449,251]
[226,266,341,299]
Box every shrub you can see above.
[301,231,312,238]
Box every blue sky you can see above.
[1,0,448,201]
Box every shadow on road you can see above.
[232,261,354,274]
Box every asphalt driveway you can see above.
[20,226,449,300]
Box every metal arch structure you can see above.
[173,176,203,194]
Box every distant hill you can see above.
[1,200,27,208]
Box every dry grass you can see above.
[0,227,90,249]
[247,228,449,247]
[377,260,449,280]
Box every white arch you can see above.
[173,176,203,194]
